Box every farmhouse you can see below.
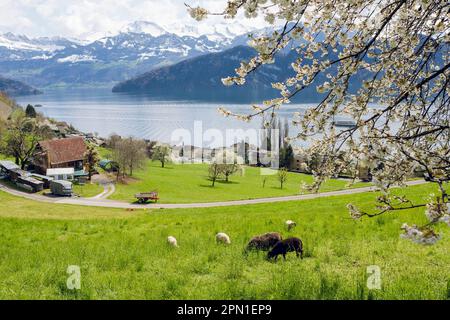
[33,137,87,178]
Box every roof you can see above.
[74,170,88,177]
[10,168,30,177]
[46,168,75,176]
[18,176,44,186]
[30,173,54,181]
[0,160,20,171]
[38,137,86,165]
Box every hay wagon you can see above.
[135,191,159,204]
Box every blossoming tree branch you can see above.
[187,0,449,244]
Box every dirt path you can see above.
[89,183,116,200]
[0,179,428,210]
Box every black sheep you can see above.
[245,232,283,252]
[267,237,303,261]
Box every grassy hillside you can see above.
[0,95,12,121]
[110,161,368,203]
[0,183,448,300]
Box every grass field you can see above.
[110,161,368,203]
[72,182,103,198]
[0,183,448,300]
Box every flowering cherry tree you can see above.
[187,0,449,244]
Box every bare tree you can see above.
[112,139,129,181]
[107,133,122,149]
[126,137,147,176]
[112,137,147,179]
[278,168,288,189]
[208,162,222,187]
[262,176,267,188]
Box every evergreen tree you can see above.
[25,104,36,118]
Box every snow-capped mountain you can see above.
[122,21,167,38]
[0,21,256,87]
[0,33,65,53]
[120,20,254,42]
[164,21,254,42]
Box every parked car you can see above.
[50,180,73,196]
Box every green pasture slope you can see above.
[110,161,368,203]
[0,182,448,300]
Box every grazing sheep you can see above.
[246,232,283,252]
[216,233,231,245]
[267,237,303,261]
[167,236,178,247]
[285,220,297,231]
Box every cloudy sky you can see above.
[0,0,266,40]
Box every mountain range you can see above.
[112,46,295,102]
[0,21,254,89]
[112,43,374,103]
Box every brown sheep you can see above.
[267,237,303,261]
[245,232,283,252]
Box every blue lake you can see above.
[16,88,314,147]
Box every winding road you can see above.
[0,179,428,210]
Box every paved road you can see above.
[0,179,428,210]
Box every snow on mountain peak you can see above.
[118,20,255,40]
[122,21,168,37]
[0,33,64,52]
[165,21,254,40]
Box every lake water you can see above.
[16,88,316,148]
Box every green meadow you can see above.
[110,161,368,203]
[72,183,104,198]
[0,182,448,300]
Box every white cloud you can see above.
[0,0,267,40]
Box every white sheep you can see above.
[216,233,231,245]
[167,236,178,247]
[285,220,297,231]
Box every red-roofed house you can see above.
[33,137,87,176]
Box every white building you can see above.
[46,168,75,181]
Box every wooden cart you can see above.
[135,191,159,204]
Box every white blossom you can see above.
[188,6,208,21]
[188,0,450,244]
